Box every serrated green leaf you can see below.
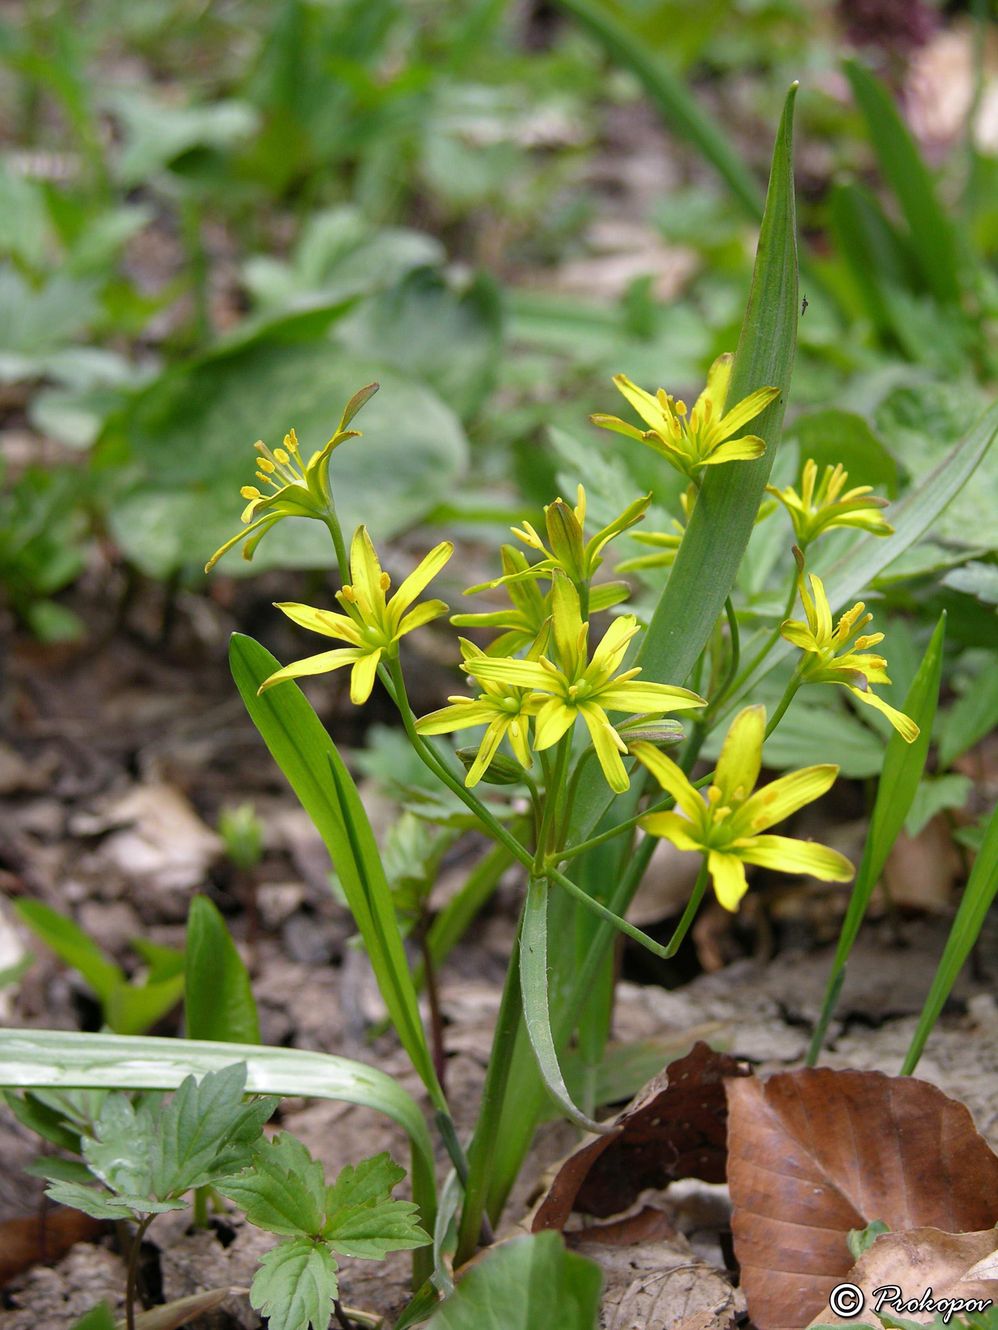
[84,1093,156,1196]
[424,1232,601,1330]
[0,1029,437,1262]
[323,1196,428,1260]
[323,1151,406,1214]
[219,1133,325,1238]
[185,895,260,1045]
[150,1063,276,1199]
[229,634,444,1113]
[250,1237,338,1330]
[44,1179,183,1221]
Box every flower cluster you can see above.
[767,459,893,547]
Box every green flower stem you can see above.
[712,572,799,714]
[125,1213,155,1330]
[547,865,681,961]
[557,765,721,864]
[541,735,574,863]
[321,494,350,585]
[456,932,523,1262]
[661,857,711,957]
[388,658,534,873]
[713,596,741,704]
[764,666,803,738]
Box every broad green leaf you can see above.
[826,180,917,335]
[219,1133,326,1238]
[84,1093,157,1196]
[904,774,973,838]
[323,1153,428,1259]
[788,408,898,495]
[519,879,606,1135]
[185,895,261,1045]
[249,1237,338,1330]
[939,667,998,768]
[150,1063,275,1198]
[902,800,998,1074]
[99,353,467,577]
[942,560,998,604]
[13,900,121,1005]
[0,1029,436,1244]
[553,0,762,219]
[337,266,502,422]
[106,89,259,187]
[844,60,961,307]
[808,614,946,1065]
[324,1152,406,1214]
[425,1232,602,1330]
[229,634,444,1113]
[105,975,186,1038]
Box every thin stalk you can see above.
[661,859,710,956]
[321,505,350,587]
[714,596,741,705]
[417,919,446,1093]
[714,573,799,712]
[764,668,803,738]
[125,1214,155,1330]
[547,865,686,961]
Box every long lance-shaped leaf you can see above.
[519,879,611,1136]
[229,633,444,1113]
[568,83,799,844]
[844,58,962,306]
[902,801,998,1075]
[0,1029,437,1246]
[726,400,998,717]
[553,0,763,219]
[807,613,947,1065]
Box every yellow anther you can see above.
[379,571,391,592]
[240,486,261,500]
[274,448,290,465]
[284,429,299,453]
[675,400,687,416]
[257,457,276,473]
[340,586,357,603]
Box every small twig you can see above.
[334,1297,356,1330]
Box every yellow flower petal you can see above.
[708,851,748,912]
[587,614,640,681]
[533,697,576,751]
[640,810,702,853]
[466,657,555,692]
[845,686,920,742]
[611,373,669,432]
[347,526,386,615]
[698,436,766,465]
[630,741,704,822]
[349,649,382,705]
[396,599,448,637]
[465,716,508,787]
[273,601,362,643]
[735,834,854,881]
[734,764,839,834]
[590,413,647,441]
[390,541,454,619]
[579,703,629,793]
[704,352,733,413]
[258,648,364,693]
[415,699,499,734]
[713,705,766,805]
[714,385,780,441]
[597,681,706,714]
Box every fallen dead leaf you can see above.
[806,1226,998,1327]
[726,1068,998,1330]
[0,1207,108,1286]
[533,1042,752,1231]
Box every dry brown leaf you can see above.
[533,1042,751,1231]
[0,1207,108,1286]
[726,1068,998,1330]
[806,1227,998,1327]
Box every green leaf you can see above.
[13,900,122,1006]
[104,975,185,1038]
[0,1030,437,1247]
[939,666,998,768]
[44,1179,183,1221]
[424,1231,602,1330]
[219,1132,327,1238]
[844,60,962,307]
[150,1063,275,1198]
[788,408,898,495]
[70,1303,116,1330]
[249,1237,338,1330]
[904,774,972,838]
[323,1153,428,1259]
[808,614,946,1065]
[99,351,467,578]
[185,896,261,1044]
[228,634,444,1112]
[758,702,888,779]
[519,879,606,1135]
[902,800,998,1074]
[942,560,998,604]
[84,1093,157,1196]
[552,0,762,219]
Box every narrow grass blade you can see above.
[0,1028,437,1241]
[185,895,260,1044]
[902,801,998,1074]
[807,613,946,1065]
[553,0,763,219]
[519,879,610,1135]
[229,633,444,1112]
[844,58,961,306]
[13,900,121,1005]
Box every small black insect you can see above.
[801,294,809,317]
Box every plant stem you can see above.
[714,596,741,704]
[334,1298,355,1330]
[764,668,803,737]
[417,919,447,1093]
[321,507,350,588]
[662,858,711,956]
[714,572,799,711]
[125,1214,154,1330]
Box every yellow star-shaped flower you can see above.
[259,525,452,705]
[781,573,918,742]
[463,576,705,793]
[591,354,779,480]
[633,705,854,911]
[767,459,893,547]
[205,383,378,572]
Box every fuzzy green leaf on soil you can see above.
[249,1237,339,1330]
